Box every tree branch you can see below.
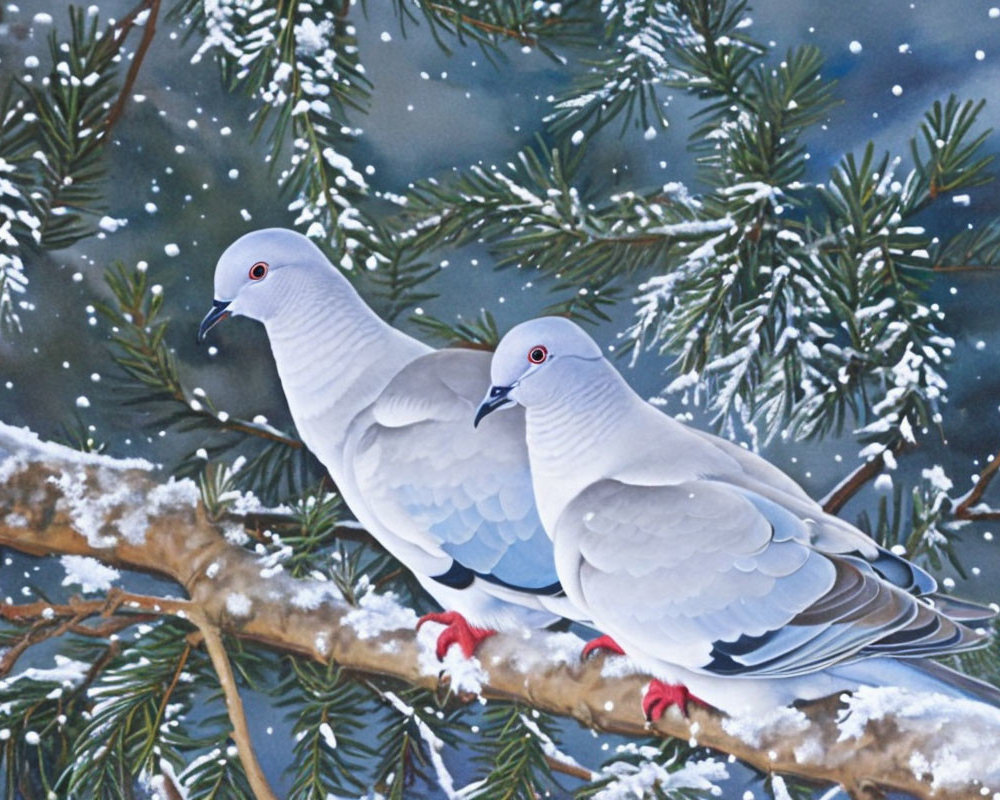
[954,449,1000,520]
[193,611,278,800]
[0,423,997,799]
[424,3,538,46]
[103,0,161,138]
[821,452,887,514]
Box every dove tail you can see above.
[831,657,1000,706]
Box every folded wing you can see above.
[557,479,984,678]
[351,349,560,593]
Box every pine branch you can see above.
[102,0,161,137]
[953,449,1000,519]
[0,4,144,332]
[821,449,896,515]
[193,613,278,800]
[471,703,558,800]
[177,0,373,250]
[384,0,592,57]
[1,426,995,800]
[25,8,122,250]
[278,659,374,798]
[369,684,461,799]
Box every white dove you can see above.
[476,316,998,716]
[199,229,584,658]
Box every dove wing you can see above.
[348,349,560,594]
[555,479,981,678]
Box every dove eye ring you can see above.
[249,261,269,280]
[527,346,548,364]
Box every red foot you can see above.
[581,634,626,661]
[642,679,708,721]
[416,611,496,659]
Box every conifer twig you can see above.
[192,611,278,800]
[953,449,1000,519]
[821,453,888,514]
[103,0,161,137]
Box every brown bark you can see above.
[0,427,997,800]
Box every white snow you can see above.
[838,687,1000,790]
[415,622,487,695]
[592,757,727,799]
[519,713,595,779]
[343,589,418,639]
[722,705,810,747]
[771,775,793,800]
[0,421,153,472]
[225,592,252,617]
[60,555,119,593]
[289,580,342,610]
[318,721,338,750]
[922,465,953,493]
[1,655,90,690]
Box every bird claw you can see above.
[581,634,626,661]
[642,679,707,721]
[416,611,496,659]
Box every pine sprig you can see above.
[383,0,594,59]
[59,620,200,798]
[277,659,375,798]
[177,725,255,800]
[0,88,37,332]
[471,704,559,800]
[0,639,113,799]
[24,7,122,251]
[857,471,966,576]
[411,308,501,349]
[396,141,710,295]
[176,0,373,249]
[630,25,989,451]
[0,6,131,332]
[370,685,462,800]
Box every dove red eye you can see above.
[528,346,548,364]
[249,261,268,280]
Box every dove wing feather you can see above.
[555,479,982,678]
[349,349,560,592]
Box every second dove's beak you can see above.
[197,300,231,343]
[474,385,513,427]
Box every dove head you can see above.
[198,228,339,341]
[475,317,603,426]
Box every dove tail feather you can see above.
[831,657,1000,706]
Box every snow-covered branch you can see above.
[1,422,998,799]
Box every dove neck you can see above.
[263,268,429,456]
[524,360,639,525]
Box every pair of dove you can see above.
[201,228,998,717]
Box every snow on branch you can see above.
[1,422,999,800]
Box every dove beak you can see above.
[474,385,513,427]
[197,300,231,343]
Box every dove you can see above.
[476,316,998,716]
[199,229,585,658]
